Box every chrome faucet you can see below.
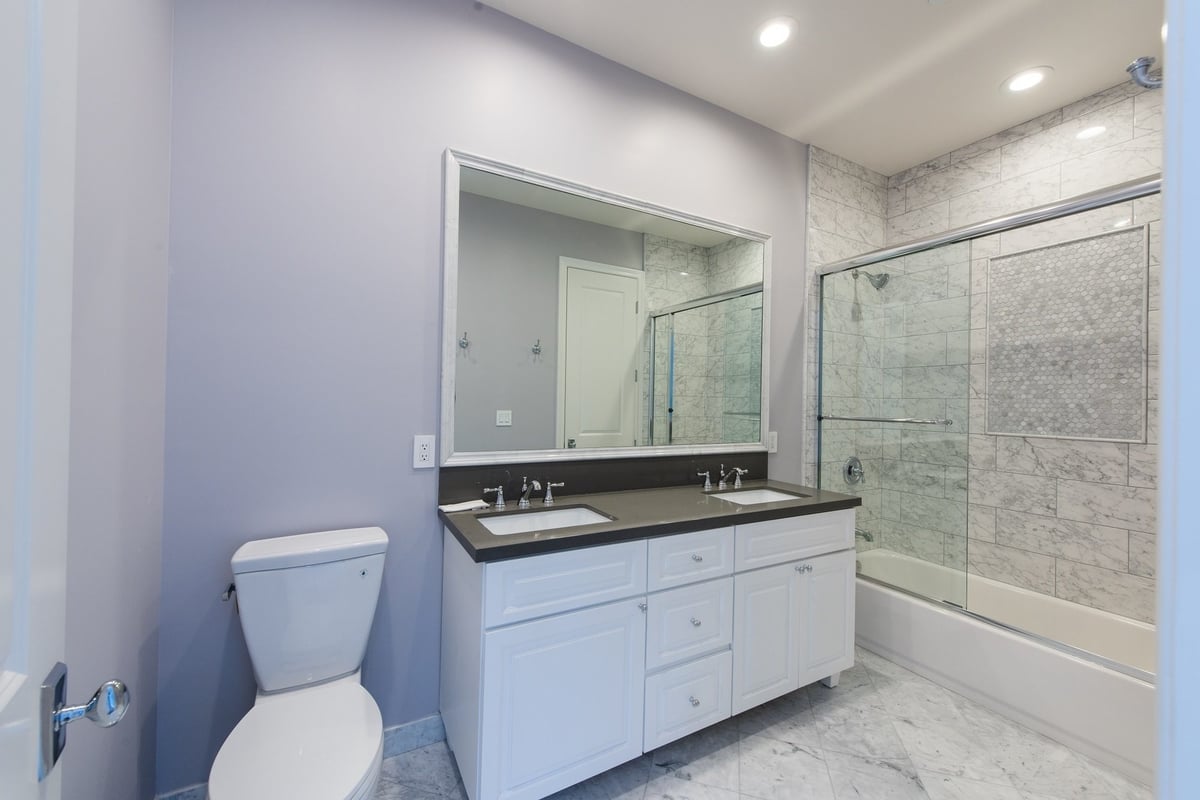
[544,481,564,505]
[719,465,749,490]
[519,477,542,508]
[697,470,713,491]
[483,485,505,510]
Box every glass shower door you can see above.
[818,241,971,607]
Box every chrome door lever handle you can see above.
[54,680,130,730]
[40,663,130,780]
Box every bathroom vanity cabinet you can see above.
[440,505,856,800]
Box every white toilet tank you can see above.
[231,527,388,693]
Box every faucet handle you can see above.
[544,481,565,505]
[483,485,505,510]
[717,464,728,490]
[697,471,713,492]
[732,467,748,489]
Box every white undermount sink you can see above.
[478,506,612,536]
[712,489,808,506]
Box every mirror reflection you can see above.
[451,164,765,456]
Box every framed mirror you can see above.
[440,150,771,466]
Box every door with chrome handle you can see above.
[39,662,131,780]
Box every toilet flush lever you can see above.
[39,662,131,780]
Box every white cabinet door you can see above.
[796,550,856,688]
[731,563,799,715]
[480,598,646,800]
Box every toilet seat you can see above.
[208,679,383,800]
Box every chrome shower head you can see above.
[853,269,890,290]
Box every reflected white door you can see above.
[557,259,644,449]
[1,0,78,796]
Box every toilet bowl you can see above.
[208,676,383,800]
[207,527,389,800]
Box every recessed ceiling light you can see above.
[1005,66,1053,93]
[1162,23,1168,42]
[679,271,689,276]
[757,17,797,48]
[1076,126,1107,140]
[1113,218,1132,228]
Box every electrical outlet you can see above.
[496,409,512,427]
[767,431,779,453]
[413,434,436,469]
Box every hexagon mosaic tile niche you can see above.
[986,227,1148,442]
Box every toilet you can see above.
[208,526,389,800]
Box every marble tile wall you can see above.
[803,146,889,505]
[886,81,1161,245]
[986,228,1148,441]
[807,82,1162,623]
[962,213,1159,624]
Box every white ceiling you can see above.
[482,0,1164,176]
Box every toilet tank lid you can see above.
[232,527,388,574]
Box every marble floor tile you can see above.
[374,779,455,800]
[649,718,741,793]
[889,714,1013,785]
[375,649,1152,800]
[735,688,820,748]
[379,741,466,799]
[642,773,739,800]
[738,734,836,800]
[919,770,1023,800]
[812,705,908,761]
[823,751,928,799]
[548,755,653,800]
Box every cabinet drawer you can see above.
[643,650,733,751]
[647,527,734,591]
[484,541,647,628]
[734,510,854,571]
[646,578,733,671]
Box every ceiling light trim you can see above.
[757,16,797,48]
[1004,66,1054,93]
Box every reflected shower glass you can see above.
[648,289,762,446]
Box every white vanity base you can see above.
[441,509,856,800]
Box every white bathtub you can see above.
[855,549,1155,785]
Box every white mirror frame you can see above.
[440,149,772,466]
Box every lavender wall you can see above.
[65,1,172,798]
[161,0,808,792]
[456,192,644,452]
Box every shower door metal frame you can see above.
[816,173,1161,491]
[817,175,1161,278]
[814,174,1163,683]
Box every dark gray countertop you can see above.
[439,480,862,563]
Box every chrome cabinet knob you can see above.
[690,617,702,627]
[689,695,701,707]
[691,554,703,562]
[638,602,647,612]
